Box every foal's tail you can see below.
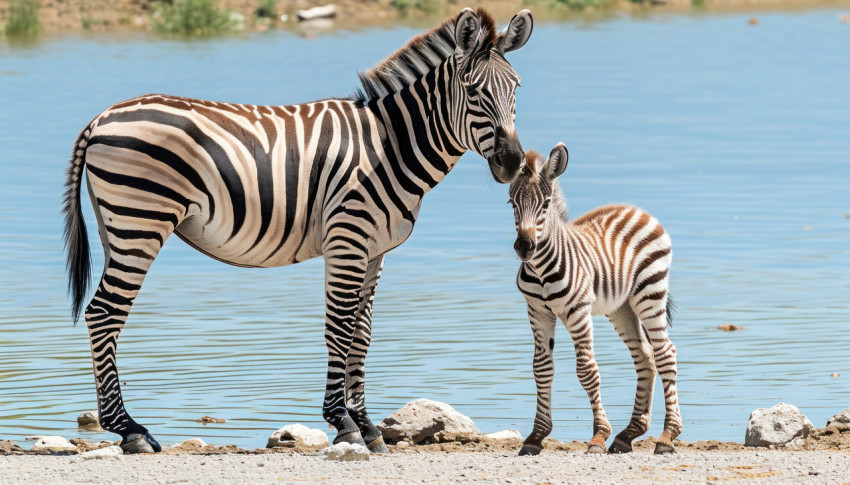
[666,293,676,328]
[62,125,94,325]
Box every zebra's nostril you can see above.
[514,236,535,256]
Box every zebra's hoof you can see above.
[587,443,607,454]
[366,436,389,454]
[120,432,161,454]
[333,429,367,447]
[654,442,675,454]
[518,444,543,456]
[608,438,632,454]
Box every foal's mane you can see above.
[352,8,498,105]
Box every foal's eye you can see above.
[465,85,477,98]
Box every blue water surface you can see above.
[0,10,848,448]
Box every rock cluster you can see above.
[378,399,477,445]
[267,424,330,451]
[322,442,370,461]
[745,402,814,447]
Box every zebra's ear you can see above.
[544,143,569,180]
[496,10,533,54]
[454,8,482,56]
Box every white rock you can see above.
[826,409,850,431]
[77,410,99,427]
[267,424,330,449]
[377,399,477,444]
[322,442,370,461]
[296,5,336,21]
[173,438,207,449]
[81,446,123,460]
[745,402,814,447]
[485,429,523,441]
[31,436,77,452]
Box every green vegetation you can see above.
[152,0,240,36]
[389,0,440,13]
[527,0,618,10]
[255,0,277,19]
[4,0,42,39]
[691,0,706,6]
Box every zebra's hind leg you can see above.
[87,259,161,454]
[634,297,682,454]
[345,255,388,453]
[85,187,182,453]
[563,305,612,454]
[607,304,655,454]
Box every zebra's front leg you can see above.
[564,305,612,454]
[322,246,370,447]
[519,302,557,456]
[87,260,161,454]
[344,255,388,453]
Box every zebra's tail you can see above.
[666,293,676,328]
[62,125,93,325]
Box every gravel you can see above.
[1,450,848,484]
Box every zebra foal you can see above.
[508,144,682,456]
[63,8,533,453]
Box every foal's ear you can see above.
[454,8,482,56]
[544,143,569,180]
[496,10,533,54]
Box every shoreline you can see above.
[2,449,849,484]
[2,0,849,41]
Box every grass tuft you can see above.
[389,0,439,13]
[4,0,42,39]
[153,0,240,36]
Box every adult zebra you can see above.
[62,8,533,454]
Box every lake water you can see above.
[1,9,848,449]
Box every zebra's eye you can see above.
[465,85,477,98]
[542,199,551,210]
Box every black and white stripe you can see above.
[508,145,682,456]
[63,8,533,453]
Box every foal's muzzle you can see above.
[487,127,524,184]
[514,235,535,261]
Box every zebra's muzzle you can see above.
[487,127,524,183]
[514,235,536,261]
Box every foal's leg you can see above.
[607,304,655,454]
[633,297,682,454]
[563,304,611,454]
[345,255,387,453]
[519,302,557,456]
[85,190,182,453]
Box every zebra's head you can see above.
[509,144,569,261]
[452,8,533,184]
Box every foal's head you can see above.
[508,144,569,261]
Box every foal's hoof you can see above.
[366,436,389,454]
[608,437,632,454]
[333,429,367,448]
[587,443,607,454]
[654,442,675,454]
[518,444,543,456]
[120,432,161,454]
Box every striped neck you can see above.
[360,60,466,196]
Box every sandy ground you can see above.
[2,449,850,484]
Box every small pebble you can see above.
[717,324,744,332]
[749,17,758,25]
[830,373,840,377]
